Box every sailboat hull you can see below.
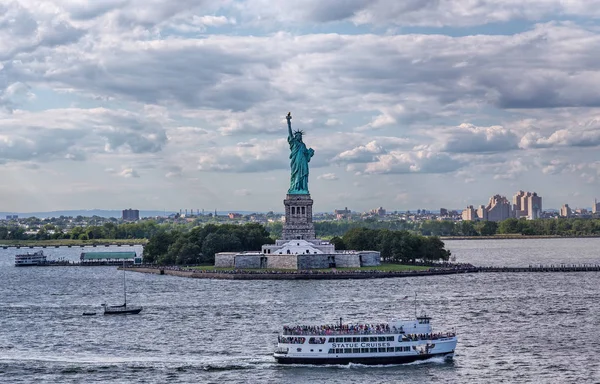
[104,307,142,315]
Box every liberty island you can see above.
[214,113,380,270]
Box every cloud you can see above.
[236,0,600,27]
[197,138,288,172]
[317,173,338,180]
[234,189,251,196]
[362,150,464,174]
[0,108,168,163]
[439,123,520,153]
[333,141,387,164]
[119,168,140,178]
[520,128,600,149]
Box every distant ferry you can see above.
[274,315,457,365]
[14,250,47,267]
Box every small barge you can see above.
[274,315,457,365]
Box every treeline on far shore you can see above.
[142,225,451,266]
[302,217,600,238]
[3,217,600,242]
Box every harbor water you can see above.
[0,238,599,383]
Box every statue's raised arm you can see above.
[286,112,293,140]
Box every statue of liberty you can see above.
[286,112,314,194]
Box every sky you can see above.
[1,0,600,213]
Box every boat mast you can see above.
[414,292,417,318]
[123,259,126,307]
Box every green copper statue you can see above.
[286,112,314,194]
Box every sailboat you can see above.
[103,260,142,315]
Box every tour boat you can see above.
[274,315,457,365]
[14,250,47,266]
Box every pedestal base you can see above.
[282,194,315,240]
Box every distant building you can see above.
[370,207,386,216]
[440,208,448,216]
[593,199,600,214]
[512,190,542,219]
[462,195,512,222]
[5,215,18,220]
[334,207,351,220]
[122,209,139,221]
[483,195,512,222]
[461,205,477,221]
[560,204,572,218]
[228,213,242,219]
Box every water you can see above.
[0,239,599,383]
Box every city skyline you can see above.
[2,2,600,212]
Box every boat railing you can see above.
[282,329,397,336]
[282,329,457,337]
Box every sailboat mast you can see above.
[123,259,126,306]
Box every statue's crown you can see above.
[294,129,304,135]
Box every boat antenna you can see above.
[123,259,127,307]
[414,292,417,318]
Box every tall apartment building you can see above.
[461,205,477,221]
[512,190,542,219]
[593,199,600,214]
[560,204,572,218]
[122,208,140,221]
[462,195,512,222]
[483,195,512,222]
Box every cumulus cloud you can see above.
[0,108,168,163]
[520,128,600,149]
[197,138,288,172]
[317,173,338,180]
[439,123,520,153]
[333,141,387,163]
[362,150,464,175]
[119,168,140,178]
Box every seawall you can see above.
[125,265,600,280]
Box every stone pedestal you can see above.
[282,194,315,240]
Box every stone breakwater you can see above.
[124,264,600,280]
[125,267,475,280]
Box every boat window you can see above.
[361,337,369,342]
[336,338,343,342]
[370,337,378,342]
[361,348,369,353]
[352,348,360,353]
[395,347,402,352]
[328,338,335,343]
[378,347,387,353]
[404,346,410,351]
[328,349,334,354]
[319,349,322,352]
[369,348,377,353]
[297,348,302,352]
[387,336,394,341]
[387,347,394,352]
[343,348,352,354]
[310,349,313,352]
[336,349,342,354]
[377,337,386,342]
[352,337,360,342]
[343,337,351,343]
